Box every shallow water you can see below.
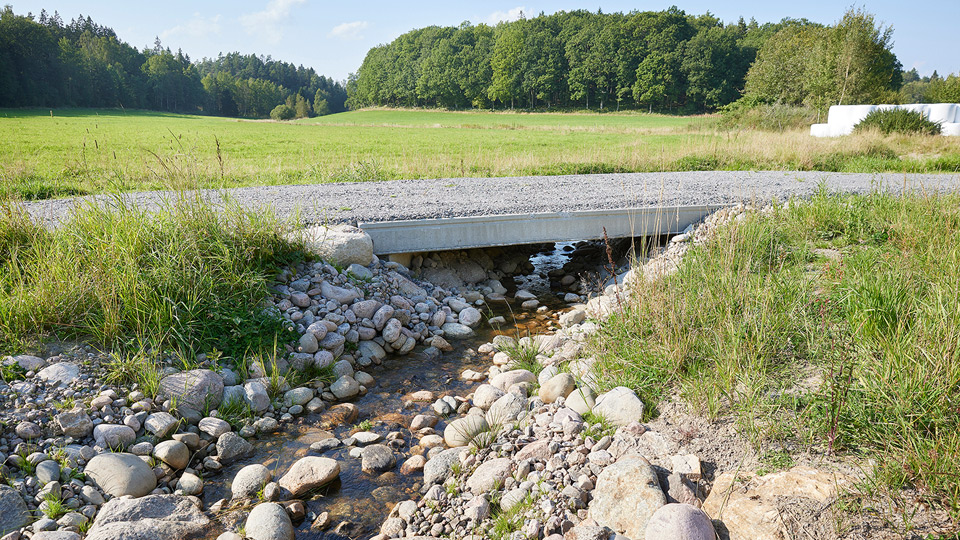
[203,246,576,539]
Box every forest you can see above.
[0,6,347,117]
[348,7,959,113]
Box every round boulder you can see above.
[644,503,716,540]
[85,453,158,498]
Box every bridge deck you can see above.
[358,205,727,254]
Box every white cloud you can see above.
[328,21,369,40]
[239,0,307,44]
[161,13,222,40]
[486,6,527,24]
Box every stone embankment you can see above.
[0,205,851,540]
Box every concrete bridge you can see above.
[359,205,725,255]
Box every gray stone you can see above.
[198,417,231,438]
[159,369,224,411]
[490,369,536,391]
[458,307,482,327]
[15,420,41,439]
[320,280,360,304]
[153,440,190,470]
[644,503,715,540]
[244,381,270,412]
[500,487,528,513]
[93,424,136,449]
[441,322,474,339]
[283,387,314,407]
[217,432,254,465]
[298,333,319,354]
[35,460,60,484]
[351,299,381,319]
[85,494,209,540]
[472,384,505,410]
[56,409,93,439]
[589,455,665,539]
[444,415,489,447]
[13,354,45,371]
[423,447,462,485]
[246,502,294,540]
[294,224,373,267]
[565,387,597,416]
[37,362,80,385]
[593,387,645,427]
[176,472,203,495]
[278,457,340,497]
[231,464,272,499]
[347,263,373,280]
[143,412,180,438]
[485,392,527,426]
[358,340,387,361]
[361,444,396,474]
[559,309,587,327]
[466,457,513,494]
[0,485,30,535]
[85,453,157,498]
[330,375,359,400]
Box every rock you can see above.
[353,431,381,445]
[466,457,513,494]
[382,318,402,343]
[464,496,491,521]
[159,369,224,411]
[702,466,851,540]
[423,447,462,485]
[444,415,489,447]
[644,503,715,540]
[15,421,41,439]
[295,224,373,267]
[217,432,254,465]
[323,403,359,426]
[232,464,273,499]
[13,354,44,371]
[358,340,387,361]
[85,453,158,498]
[199,417,231,438]
[37,362,80,385]
[473,384,506,410]
[565,387,597,416]
[459,307,483,327]
[176,472,203,495]
[351,299,381,319]
[400,455,427,475]
[35,460,60,484]
[485,392,527,426]
[410,414,438,431]
[664,472,700,506]
[361,445,396,474]
[56,409,93,438]
[589,455,665,539]
[244,381,271,412]
[671,454,702,480]
[539,373,576,403]
[153,440,190,470]
[0,485,29,535]
[593,387,645,427]
[441,322,474,339]
[563,526,609,540]
[283,387,314,407]
[93,424,136,449]
[515,439,552,462]
[500,487,529,513]
[33,532,81,540]
[278,457,340,497]
[298,333,319,354]
[245,502,295,540]
[559,309,587,328]
[330,375,360,400]
[143,412,180,438]
[490,369,536,391]
[320,280,360,304]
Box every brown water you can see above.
[204,243,578,539]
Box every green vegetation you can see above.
[0,7,346,116]
[3,108,959,201]
[0,194,300,358]
[591,188,960,519]
[855,109,942,136]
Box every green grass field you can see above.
[2,107,959,200]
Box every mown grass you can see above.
[2,108,959,200]
[0,193,301,360]
[591,187,960,523]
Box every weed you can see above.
[102,349,163,398]
[0,361,25,383]
[217,396,255,431]
[854,109,942,136]
[355,419,374,432]
[582,411,617,440]
[41,492,68,518]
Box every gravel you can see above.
[23,171,960,228]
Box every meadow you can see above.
[2,107,959,200]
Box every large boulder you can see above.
[702,466,851,540]
[85,453,157,498]
[0,485,30,535]
[294,224,373,267]
[245,502,294,540]
[159,369,224,411]
[85,495,210,540]
[37,362,80,385]
[278,457,340,497]
[232,464,273,500]
[593,386,645,427]
[444,415,489,447]
[589,455,665,539]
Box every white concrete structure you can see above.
[811,103,960,136]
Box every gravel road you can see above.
[23,171,960,227]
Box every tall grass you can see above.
[0,194,301,358]
[592,187,960,520]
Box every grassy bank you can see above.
[0,195,301,360]
[591,188,960,526]
[2,108,959,200]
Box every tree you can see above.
[294,93,311,118]
[270,104,294,121]
[488,22,524,108]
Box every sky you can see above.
[10,0,960,81]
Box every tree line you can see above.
[348,7,956,114]
[0,6,347,117]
